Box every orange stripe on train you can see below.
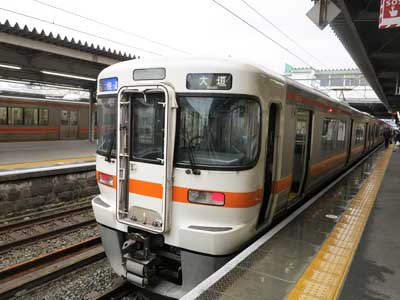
[97,148,362,203]
[309,151,347,176]
[272,176,292,194]
[97,171,263,208]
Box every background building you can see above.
[284,64,391,120]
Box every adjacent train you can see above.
[0,92,92,142]
[92,58,385,298]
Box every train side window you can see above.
[355,124,364,144]
[7,107,23,125]
[321,118,336,154]
[39,109,49,126]
[337,120,346,150]
[24,108,38,125]
[0,107,7,124]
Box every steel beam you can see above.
[0,32,119,66]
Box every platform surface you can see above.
[340,149,400,300]
[182,147,397,300]
[0,140,96,172]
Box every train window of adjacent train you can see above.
[0,107,6,124]
[39,109,49,125]
[61,110,69,126]
[70,111,78,126]
[24,108,38,125]
[7,107,23,125]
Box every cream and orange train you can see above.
[92,58,385,298]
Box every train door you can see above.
[288,109,312,203]
[60,110,79,139]
[70,111,79,138]
[116,85,177,233]
[257,104,278,227]
[364,123,368,152]
[346,119,354,164]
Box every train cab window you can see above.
[39,109,49,125]
[0,107,6,125]
[24,108,38,125]
[175,96,261,169]
[7,107,23,125]
[130,93,165,162]
[97,96,116,157]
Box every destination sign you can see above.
[99,77,118,92]
[186,73,232,90]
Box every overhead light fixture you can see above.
[0,63,22,70]
[41,70,96,82]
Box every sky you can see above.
[0,0,357,74]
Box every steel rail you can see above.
[0,203,93,233]
[0,237,104,300]
[0,218,96,253]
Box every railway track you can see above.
[0,204,95,253]
[0,202,92,228]
[0,236,104,300]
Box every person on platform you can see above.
[383,127,391,148]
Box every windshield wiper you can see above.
[105,130,116,162]
[184,132,200,175]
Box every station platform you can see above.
[182,146,399,300]
[0,140,96,173]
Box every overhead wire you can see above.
[239,0,328,68]
[211,0,316,69]
[31,0,191,55]
[0,7,163,57]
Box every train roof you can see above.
[0,94,90,106]
[100,57,379,121]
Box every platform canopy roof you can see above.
[0,20,136,89]
[330,1,400,112]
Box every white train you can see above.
[92,58,385,298]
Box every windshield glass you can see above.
[175,96,261,168]
[96,96,116,156]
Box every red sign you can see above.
[379,0,400,29]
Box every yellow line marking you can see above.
[0,156,96,169]
[287,146,393,300]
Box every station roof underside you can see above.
[331,0,400,112]
[0,20,135,89]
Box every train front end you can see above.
[92,59,265,298]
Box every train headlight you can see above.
[188,190,225,206]
[98,172,114,187]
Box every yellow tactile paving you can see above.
[0,156,96,170]
[287,146,393,300]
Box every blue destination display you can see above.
[186,73,232,90]
[99,77,118,92]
